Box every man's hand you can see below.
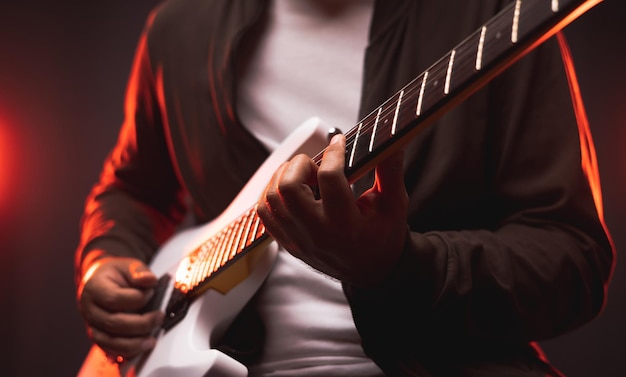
[257,134,408,288]
[77,256,164,361]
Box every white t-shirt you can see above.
[236,0,384,376]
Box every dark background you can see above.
[0,1,624,376]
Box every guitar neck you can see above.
[312,0,602,183]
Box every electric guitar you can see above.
[78,1,603,375]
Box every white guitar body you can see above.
[78,117,332,377]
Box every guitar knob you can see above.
[327,127,343,142]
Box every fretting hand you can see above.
[257,134,409,288]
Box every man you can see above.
[76,0,614,375]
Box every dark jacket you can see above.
[76,0,614,375]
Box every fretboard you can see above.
[172,0,602,299]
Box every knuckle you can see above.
[317,166,342,184]
[291,154,311,164]
[276,179,299,198]
[99,290,119,308]
[137,314,157,333]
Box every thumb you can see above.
[126,259,158,288]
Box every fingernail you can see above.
[330,133,343,144]
[132,271,146,279]
[130,261,151,279]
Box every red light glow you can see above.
[557,33,605,221]
[0,121,10,210]
[0,117,19,215]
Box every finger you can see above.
[86,283,155,313]
[89,327,158,359]
[318,134,357,221]
[126,260,158,288]
[259,157,319,241]
[257,162,294,245]
[275,155,324,224]
[87,306,164,337]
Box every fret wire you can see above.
[251,213,262,244]
[215,227,230,268]
[512,0,522,43]
[217,225,233,268]
[348,122,362,168]
[368,107,383,152]
[237,207,254,248]
[392,90,404,135]
[224,221,239,263]
[184,252,196,290]
[240,208,255,250]
[198,243,209,283]
[444,49,456,95]
[206,232,221,274]
[200,241,214,281]
[204,239,217,278]
[476,26,487,70]
[189,248,202,289]
[232,215,247,257]
[416,71,428,116]
[196,243,211,286]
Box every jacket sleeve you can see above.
[74,18,187,284]
[344,34,614,363]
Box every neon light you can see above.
[0,120,13,210]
